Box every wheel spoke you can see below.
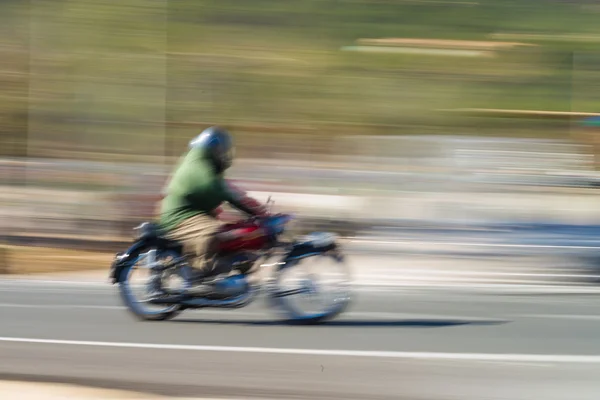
[273,287,312,298]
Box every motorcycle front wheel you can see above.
[269,250,352,324]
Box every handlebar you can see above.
[249,212,292,224]
[255,213,294,237]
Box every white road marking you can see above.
[0,280,111,287]
[349,239,600,250]
[1,337,600,364]
[0,303,122,310]
[357,270,596,279]
[355,282,600,292]
[354,278,578,285]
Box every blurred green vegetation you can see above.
[2,0,600,160]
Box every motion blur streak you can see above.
[2,1,600,399]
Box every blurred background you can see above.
[4,4,600,398]
[1,0,600,275]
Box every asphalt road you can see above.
[2,281,600,399]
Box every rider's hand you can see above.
[224,180,270,217]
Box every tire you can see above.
[118,253,183,322]
[269,251,352,325]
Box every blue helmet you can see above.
[189,126,235,173]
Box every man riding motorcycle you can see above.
[151,126,268,297]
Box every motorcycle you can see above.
[108,199,352,324]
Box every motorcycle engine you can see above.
[229,252,259,275]
[213,274,248,297]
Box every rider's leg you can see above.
[161,214,227,294]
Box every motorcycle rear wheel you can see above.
[118,249,183,321]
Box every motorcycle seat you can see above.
[133,222,162,240]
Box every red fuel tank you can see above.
[218,221,269,253]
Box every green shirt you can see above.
[159,147,233,231]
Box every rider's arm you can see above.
[220,179,268,217]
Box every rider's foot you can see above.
[184,274,224,296]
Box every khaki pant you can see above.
[165,213,226,276]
